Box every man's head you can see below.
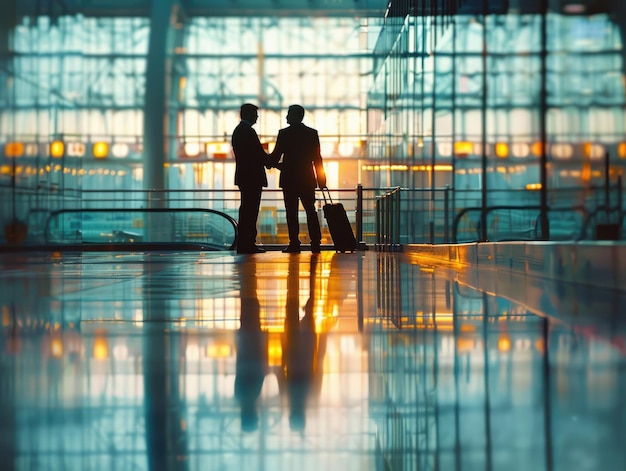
[240,103,259,124]
[286,104,305,125]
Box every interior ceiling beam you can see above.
[15,0,389,18]
[11,0,619,18]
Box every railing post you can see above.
[384,192,391,245]
[618,175,623,215]
[394,188,401,249]
[444,185,449,243]
[605,151,610,218]
[356,184,364,249]
[375,197,380,248]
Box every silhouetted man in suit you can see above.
[232,103,269,254]
[269,105,327,253]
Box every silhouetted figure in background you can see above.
[232,103,270,254]
[234,257,267,431]
[269,105,327,253]
[281,255,320,431]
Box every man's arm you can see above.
[312,131,327,188]
[266,131,283,169]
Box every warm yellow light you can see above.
[50,337,63,358]
[526,183,542,190]
[206,142,230,158]
[619,143,626,159]
[206,342,231,358]
[459,324,476,333]
[178,76,186,102]
[498,336,511,352]
[93,142,109,158]
[5,142,24,157]
[457,338,475,352]
[50,140,65,158]
[495,142,509,158]
[267,335,283,367]
[93,336,109,359]
[454,141,473,156]
[410,164,453,172]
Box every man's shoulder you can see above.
[282,124,317,135]
[302,124,318,136]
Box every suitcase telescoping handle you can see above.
[320,187,332,205]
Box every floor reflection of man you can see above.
[234,256,268,432]
[281,254,322,432]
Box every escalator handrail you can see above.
[43,207,239,250]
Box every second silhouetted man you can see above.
[269,105,327,253]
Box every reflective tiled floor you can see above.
[1,250,625,470]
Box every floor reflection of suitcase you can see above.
[321,188,356,252]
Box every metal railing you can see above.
[2,183,625,249]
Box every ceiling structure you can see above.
[11,0,620,19]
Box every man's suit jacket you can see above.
[271,123,326,190]
[231,121,268,188]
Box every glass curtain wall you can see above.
[0,11,374,243]
[367,8,625,242]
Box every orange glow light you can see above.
[497,336,511,352]
[50,337,63,358]
[267,335,283,367]
[93,336,109,359]
[618,143,626,159]
[531,141,545,157]
[4,142,24,158]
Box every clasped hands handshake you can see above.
[265,161,327,189]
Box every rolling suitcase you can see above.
[321,188,357,252]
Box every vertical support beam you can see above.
[451,17,457,219]
[480,0,488,242]
[168,5,186,189]
[539,0,550,239]
[0,0,16,56]
[608,2,626,84]
[0,0,17,103]
[143,0,174,205]
[430,10,438,208]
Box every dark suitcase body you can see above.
[322,190,356,252]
